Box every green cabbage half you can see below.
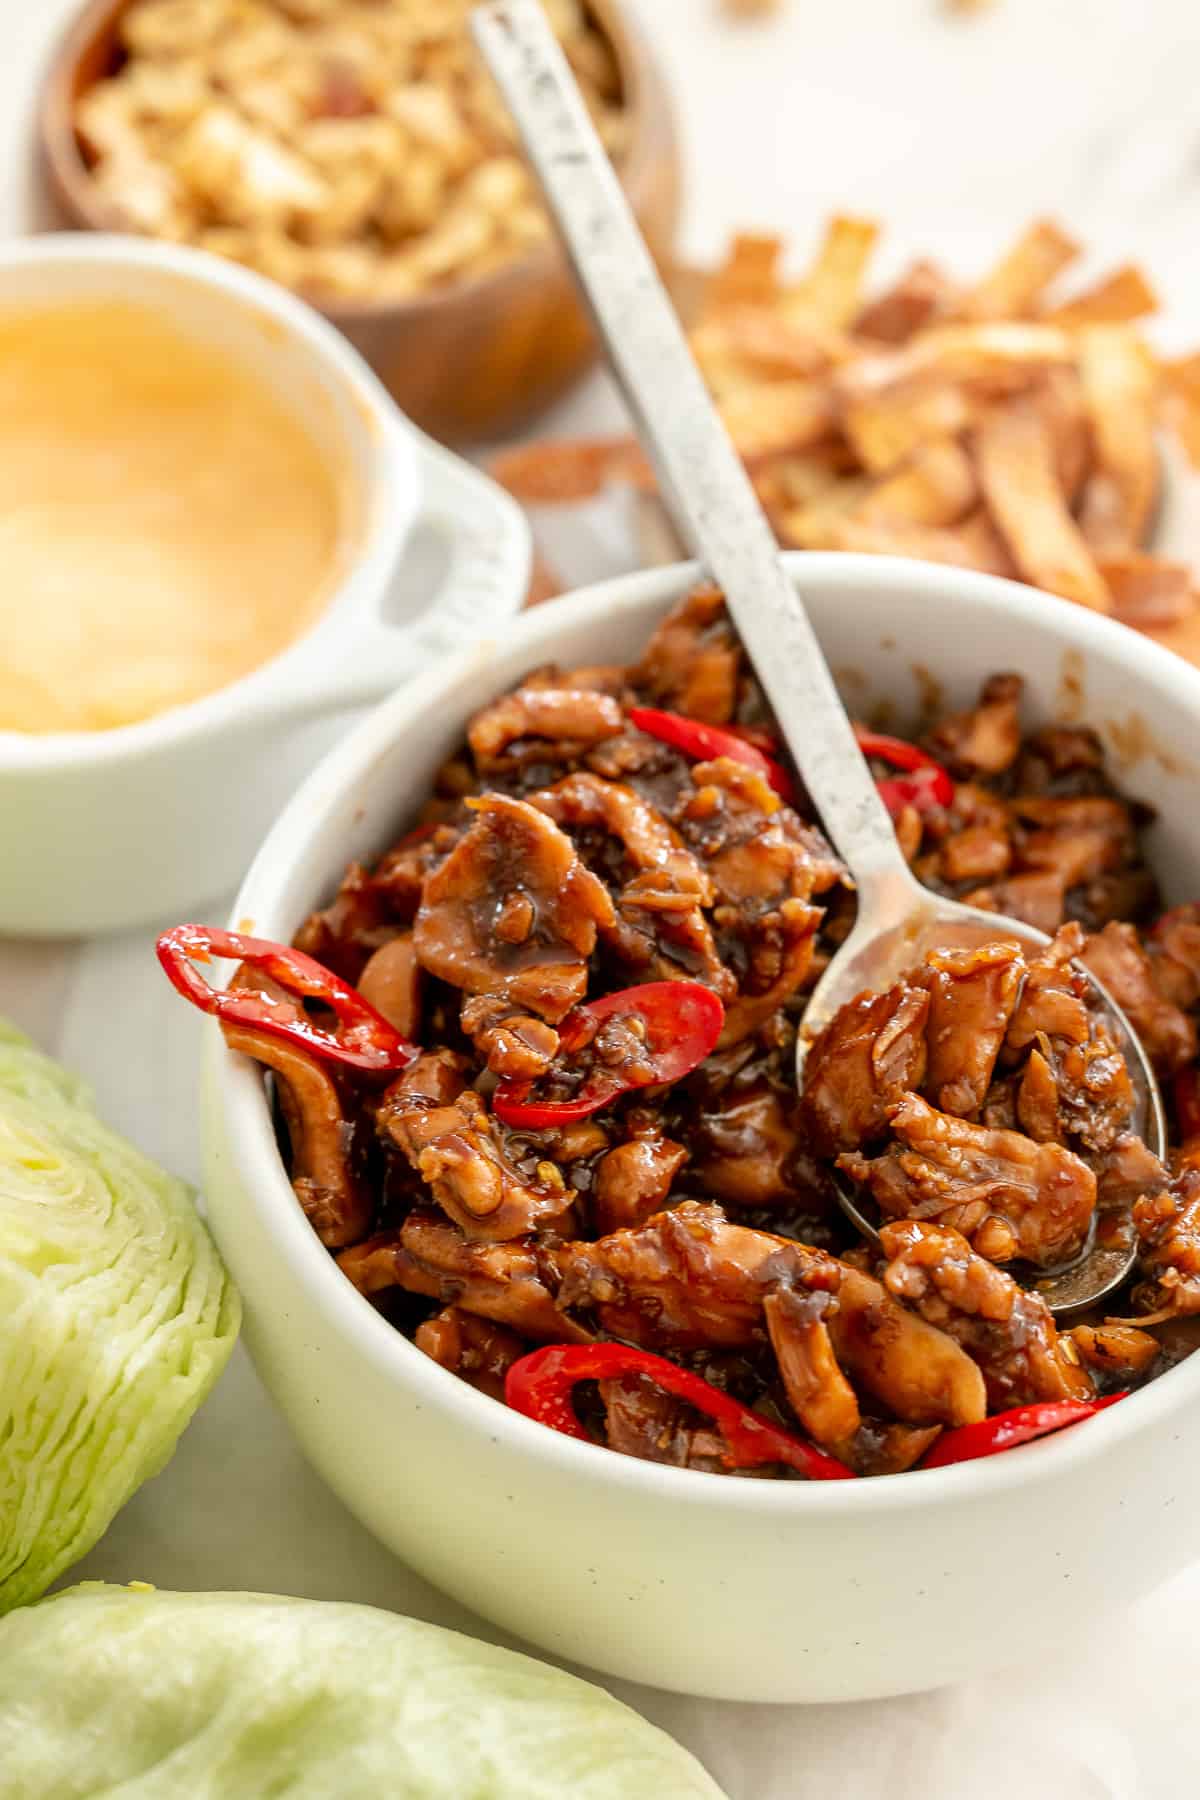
[0,1585,726,1798]
[0,1021,239,1612]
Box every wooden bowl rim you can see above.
[37,0,674,326]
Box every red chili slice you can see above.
[628,706,794,800]
[156,924,418,1076]
[918,1392,1127,1470]
[493,980,724,1128]
[853,725,954,817]
[505,1343,856,1480]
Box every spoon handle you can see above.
[472,0,912,901]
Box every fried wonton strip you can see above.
[774,477,872,548]
[1025,365,1091,502]
[853,259,956,344]
[1161,393,1200,470]
[779,214,880,329]
[1043,264,1158,327]
[489,437,653,503]
[974,403,1111,611]
[1098,552,1196,629]
[779,505,1015,577]
[1161,352,1200,406]
[752,444,855,512]
[963,218,1081,319]
[717,377,835,460]
[1075,325,1159,552]
[841,378,971,475]
[900,322,1074,389]
[853,437,978,528]
[689,307,848,393]
[705,231,783,312]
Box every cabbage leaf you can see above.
[0,1584,726,1798]
[0,1022,239,1611]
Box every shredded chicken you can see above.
[378,1051,576,1241]
[1080,921,1197,1075]
[338,1210,589,1342]
[880,1219,1094,1406]
[592,1132,688,1234]
[843,1091,1097,1269]
[825,1264,987,1427]
[414,1306,527,1401]
[926,672,1022,775]
[920,939,1024,1116]
[413,793,614,1022]
[529,770,731,997]
[224,1018,371,1250]
[1133,1168,1200,1316]
[691,1081,805,1208]
[557,1201,841,1349]
[467,686,624,766]
[678,757,833,1042]
[801,980,930,1154]
[357,932,422,1040]
[629,583,743,723]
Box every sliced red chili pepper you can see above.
[628,706,794,800]
[918,1392,1127,1470]
[156,923,418,1076]
[493,980,723,1128]
[1173,1067,1200,1142]
[505,1343,855,1480]
[852,725,954,818]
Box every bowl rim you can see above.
[0,231,416,770]
[216,552,1200,1517]
[39,0,665,327]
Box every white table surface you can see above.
[5,2,1200,1794]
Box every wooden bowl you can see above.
[37,0,681,445]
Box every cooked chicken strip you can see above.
[825,1265,986,1427]
[842,1091,1096,1268]
[1133,1167,1200,1317]
[413,794,614,1023]
[592,1133,688,1234]
[630,584,743,724]
[920,940,1024,1117]
[414,1306,528,1402]
[801,980,930,1154]
[529,770,731,997]
[879,1219,1094,1407]
[1080,921,1197,1076]
[468,687,624,764]
[557,1201,841,1349]
[223,1013,370,1251]
[379,1052,575,1241]
[338,1211,589,1343]
[926,673,1022,776]
[764,1288,862,1450]
[357,932,423,1040]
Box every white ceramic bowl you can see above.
[203,554,1200,1704]
[0,235,529,936]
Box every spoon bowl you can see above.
[797,863,1166,1315]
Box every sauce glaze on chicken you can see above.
[244,586,1200,1477]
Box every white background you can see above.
[4,3,1200,1795]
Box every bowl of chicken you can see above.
[196,553,1200,1703]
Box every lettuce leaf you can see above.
[0,1021,239,1611]
[0,1585,726,1798]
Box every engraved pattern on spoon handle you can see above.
[472,0,912,897]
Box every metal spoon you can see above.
[472,0,1166,1315]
